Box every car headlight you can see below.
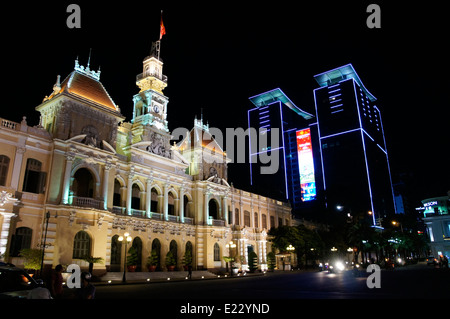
[335,261,345,271]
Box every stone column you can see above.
[126,174,133,215]
[179,186,185,223]
[102,163,111,210]
[10,146,26,190]
[61,153,75,204]
[230,198,235,226]
[145,178,152,218]
[0,211,15,258]
[204,189,209,225]
[163,183,169,221]
[223,195,229,226]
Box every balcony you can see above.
[72,196,104,210]
[136,72,167,83]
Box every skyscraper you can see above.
[247,88,321,209]
[313,64,396,224]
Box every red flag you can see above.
[160,12,166,40]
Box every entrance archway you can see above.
[132,237,143,271]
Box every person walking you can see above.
[187,264,193,280]
[50,264,64,299]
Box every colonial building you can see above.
[0,49,291,275]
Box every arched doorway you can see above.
[132,237,143,271]
[110,235,122,271]
[72,168,94,198]
[151,238,161,271]
[169,240,178,268]
[185,241,193,268]
[209,198,219,220]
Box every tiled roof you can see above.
[51,70,118,112]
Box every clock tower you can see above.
[131,42,172,159]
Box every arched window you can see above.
[23,158,46,194]
[234,208,240,225]
[0,155,10,186]
[73,231,91,259]
[168,192,175,215]
[213,243,220,261]
[131,184,141,210]
[151,188,159,213]
[244,211,251,227]
[9,227,32,257]
[254,212,258,228]
[262,214,267,230]
[72,168,94,198]
[184,195,191,218]
[113,179,122,207]
[209,199,219,220]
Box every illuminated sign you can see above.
[424,201,438,207]
[296,128,316,201]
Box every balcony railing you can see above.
[136,72,168,83]
[72,197,104,210]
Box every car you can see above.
[0,262,38,299]
[426,256,438,266]
[327,260,346,273]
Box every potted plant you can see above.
[165,251,176,271]
[146,250,159,272]
[248,251,258,273]
[19,248,42,276]
[83,256,104,275]
[126,246,138,272]
[267,252,276,272]
[182,249,193,271]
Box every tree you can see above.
[83,256,104,274]
[268,226,304,253]
[19,248,42,273]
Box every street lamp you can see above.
[225,241,236,276]
[118,232,132,283]
[39,211,57,276]
[392,220,404,233]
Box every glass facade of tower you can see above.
[314,64,396,224]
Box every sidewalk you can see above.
[94,270,264,285]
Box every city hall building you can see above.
[0,49,291,274]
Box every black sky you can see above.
[2,1,449,203]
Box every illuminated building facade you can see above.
[0,49,291,274]
[313,64,396,224]
[422,192,450,259]
[247,88,322,210]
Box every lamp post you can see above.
[225,241,236,276]
[39,211,57,276]
[118,232,132,283]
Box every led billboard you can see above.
[296,128,316,201]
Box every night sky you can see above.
[2,2,449,206]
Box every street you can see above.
[94,262,449,300]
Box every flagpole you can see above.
[157,10,163,60]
